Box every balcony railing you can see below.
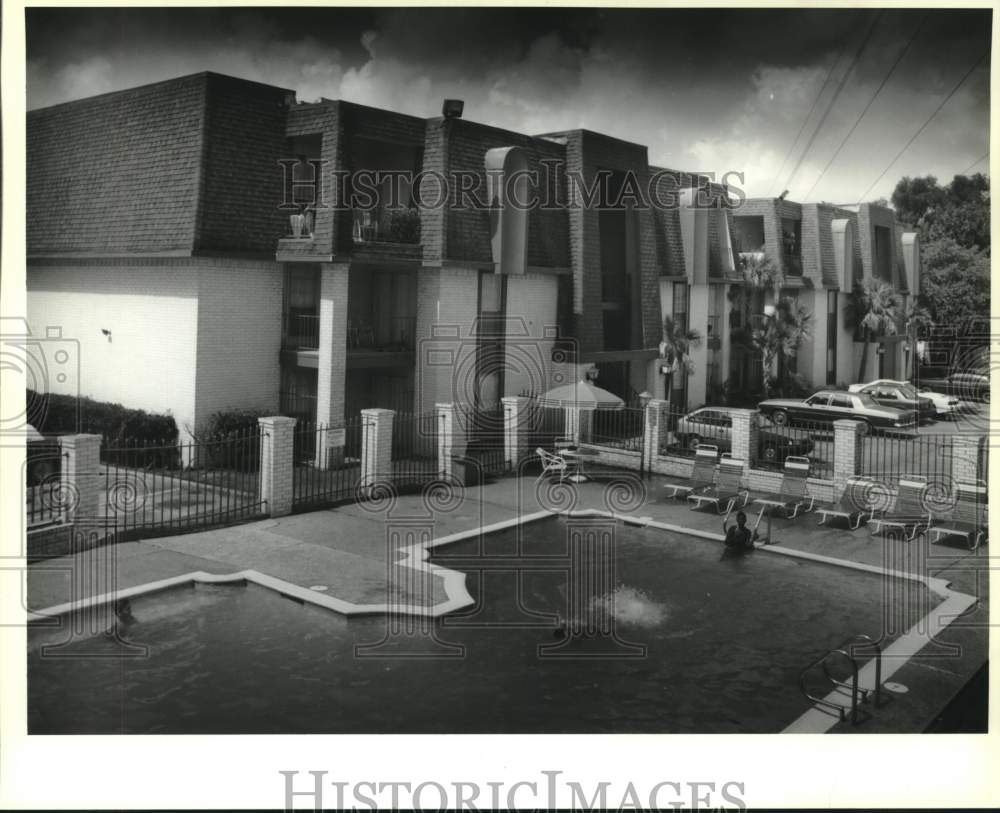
[348,317,416,352]
[783,252,803,276]
[283,313,320,350]
[352,207,421,245]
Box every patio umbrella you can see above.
[538,380,625,410]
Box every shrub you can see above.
[27,390,178,446]
[193,409,266,471]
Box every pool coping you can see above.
[27,506,978,735]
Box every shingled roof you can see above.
[28,72,292,257]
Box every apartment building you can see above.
[27,72,919,457]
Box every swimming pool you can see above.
[28,515,955,734]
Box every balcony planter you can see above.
[290,214,305,238]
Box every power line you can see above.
[857,50,989,203]
[766,35,851,196]
[781,11,884,194]
[803,13,927,200]
[959,151,989,176]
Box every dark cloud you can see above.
[26,6,990,202]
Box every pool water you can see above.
[28,517,937,733]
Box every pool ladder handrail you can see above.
[821,633,887,710]
[799,648,865,725]
[799,633,885,726]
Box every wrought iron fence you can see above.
[589,407,645,452]
[757,416,834,478]
[26,440,67,527]
[102,429,265,539]
[391,411,441,489]
[860,432,955,488]
[292,418,363,510]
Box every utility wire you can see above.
[781,11,884,195]
[857,50,989,203]
[803,13,927,200]
[766,35,851,196]
[959,151,989,176]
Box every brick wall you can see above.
[444,118,570,269]
[194,258,284,431]
[27,259,200,438]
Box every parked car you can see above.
[914,371,990,403]
[674,407,814,463]
[757,390,917,435]
[846,380,937,423]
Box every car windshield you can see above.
[894,383,918,398]
[855,393,880,408]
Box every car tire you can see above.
[982,389,990,404]
[771,410,789,427]
[761,445,778,463]
[856,420,872,437]
[687,434,702,450]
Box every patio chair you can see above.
[535,447,573,484]
[815,477,880,530]
[663,444,719,499]
[687,456,749,514]
[868,476,932,540]
[750,456,816,519]
[928,482,988,550]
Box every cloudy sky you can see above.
[26,6,991,203]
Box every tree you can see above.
[903,302,934,384]
[917,237,990,329]
[847,279,902,382]
[659,315,702,408]
[891,175,947,228]
[734,297,813,399]
[890,172,990,252]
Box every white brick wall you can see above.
[28,262,200,439]
[194,259,283,431]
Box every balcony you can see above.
[353,207,420,245]
[347,316,416,369]
[284,312,320,350]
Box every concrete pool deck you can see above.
[26,471,989,734]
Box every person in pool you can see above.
[722,510,762,552]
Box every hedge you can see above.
[27,390,178,447]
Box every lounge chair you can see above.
[928,482,988,550]
[815,477,881,529]
[687,457,749,514]
[750,456,816,519]
[868,477,932,540]
[535,447,573,484]
[663,444,719,499]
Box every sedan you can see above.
[674,407,814,463]
[846,380,936,423]
[915,372,990,403]
[758,390,917,435]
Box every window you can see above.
[670,282,690,409]
[807,393,829,406]
[830,394,853,409]
[826,290,838,385]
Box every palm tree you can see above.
[659,315,702,408]
[774,298,814,394]
[737,297,813,399]
[740,252,784,291]
[847,279,903,382]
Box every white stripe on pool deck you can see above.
[26,505,977,735]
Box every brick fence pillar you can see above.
[436,403,453,479]
[501,396,530,470]
[833,419,864,497]
[950,434,984,487]
[729,409,759,470]
[642,399,669,471]
[58,434,102,527]
[361,408,395,489]
[258,416,296,517]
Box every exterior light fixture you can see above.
[763,304,776,318]
[442,99,464,119]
